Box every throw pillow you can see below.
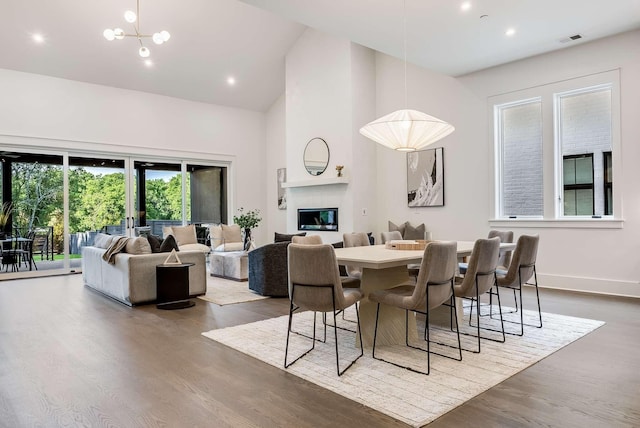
[162,226,174,239]
[388,221,407,238]
[404,223,426,240]
[94,233,115,249]
[159,234,180,253]
[146,234,163,253]
[125,236,152,255]
[171,224,197,246]
[274,232,306,243]
[221,224,242,243]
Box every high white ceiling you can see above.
[1,0,639,112]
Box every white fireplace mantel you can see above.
[281,176,349,188]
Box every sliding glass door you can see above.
[0,147,228,279]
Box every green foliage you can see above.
[233,207,261,229]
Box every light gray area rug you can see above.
[197,275,268,306]
[202,306,604,427]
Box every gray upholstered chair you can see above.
[284,243,364,376]
[369,241,461,375]
[380,230,402,244]
[488,230,514,269]
[248,242,289,296]
[453,237,503,353]
[343,232,370,280]
[291,235,323,245]
[496,234,541,336]
[459,229,513,275]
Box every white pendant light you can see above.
[359,0,454,151]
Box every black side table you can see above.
[156,263,196,310]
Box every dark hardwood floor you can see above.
[0,274,638,427]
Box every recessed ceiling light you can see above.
[144,59,153,67]
[460,2,471,12]
[505,28,516,37]
[32,33,45,44]
[227,76,236,86]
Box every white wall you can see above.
[284,28,376,243]
[374,30,640,297]
[265,93,287,240]
[0,68,269,244]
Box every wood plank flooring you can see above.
[0,274,638,427]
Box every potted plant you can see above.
[233,207,262,250]
[0,202,12,239]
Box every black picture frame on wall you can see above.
[407,147,444,207]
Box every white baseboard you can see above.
[536,273,640,299]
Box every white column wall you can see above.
[265,94,287,240]
[284,28,376,243]
[0,68,268,244]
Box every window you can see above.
[556,85,612,217]
[496,99,543,217]
[491,70,620,226]
[562,154,593,215]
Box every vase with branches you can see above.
[233,207,262,250]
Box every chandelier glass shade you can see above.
[103,0,170,58]
[359,0,454,151]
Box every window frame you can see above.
[489,69,622,229]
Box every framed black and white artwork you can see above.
[407,147,444,207]
[277,168,287,209]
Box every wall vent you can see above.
[559,34,583,43]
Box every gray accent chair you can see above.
[496,234,541,336]
[369,241,461,375]
[248,242,289,296]
[284,243,364,376]
[453,237,504,353]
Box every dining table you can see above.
[333,241,516,348]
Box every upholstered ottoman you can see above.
[210,251,248,281]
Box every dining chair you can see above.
[1,237,20,272]
[380,230,402,244]
[16,230,38,271]
[453,237,504,353]
[459,229,513,275]
[369,241,461,375]
[495,234,541,336]
[285,243,364,376]
[291,235,323,245]
[343,232,370,281]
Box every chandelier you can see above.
[359,0,454,151]
[103,0,170,58]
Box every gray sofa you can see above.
[82,246,207,306]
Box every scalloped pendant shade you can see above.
[359,109,455,152]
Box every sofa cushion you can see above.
[222,224,242,242]
[180,243,212,252]
[159,235,179,252]
[274,232,306,243]
[171,224,198,246]
[404,223,426,240]
[146,234,163,253]
[214,242,245,252]
[125,236,152,255]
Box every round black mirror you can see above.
[303,137,329,176]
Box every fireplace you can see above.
[297,208,339,231]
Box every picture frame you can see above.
[407,147,444,207]
[277,168,287,209]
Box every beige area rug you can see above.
[202,306,604,427]
[197,275,268,306]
